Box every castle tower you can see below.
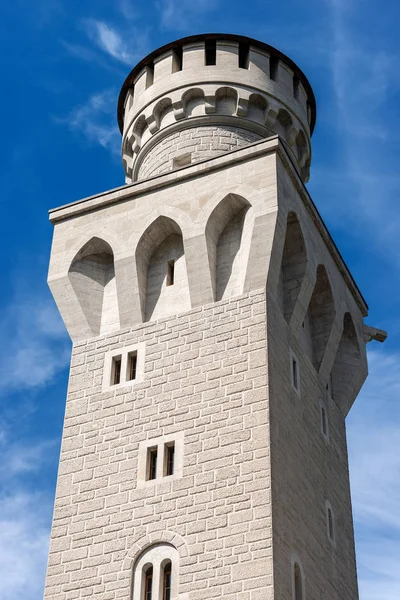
[45,34,385,600]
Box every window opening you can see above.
[163,562,172,600]
[146,64,154,89]
[205,40,217,65]
[172,47,183,72]
[128,352,137,381]
[172,153,191,169]
[165,443,175,476]
[167,260,175,286]
[293,76,300,100]
[238,42,249,69]
[270,55,279,81]
[147,447,158,481]
[292,357,298,390]
[111,356,122,385]
[326,373,333,398]
[294,563,303,600]
[145,566,153,600]
[327,506,334,542]
[321,405,328,438]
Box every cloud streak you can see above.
[60,89,120,155]
[347,348,400,600]
[157,0,218,30]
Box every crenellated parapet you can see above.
[118,34,316,183]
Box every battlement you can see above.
[118,34,316,183]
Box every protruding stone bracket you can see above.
[363,324,387,343]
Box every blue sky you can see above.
[0,1,399,598]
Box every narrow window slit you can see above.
[144,566,153,600]
[167,260,175,286]
[327,506,335,542]
[294,563,303,600]
[172,46,183,72]
[238,42,249,69]
[205,40,216,65]
[292,357,298,390]
[147,447,158,481]
[127,352,137,381]
[270,55,279,81]
[165,443,175,476]
[163,562,172,600]
[293,76,300,100]
[321,405,328,438]
[111,356,122,385]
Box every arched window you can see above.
[291,557,305,600]
[132,544,178,600]
[144,566,153,600]
[326,501,335,544]
[162,561,172,600]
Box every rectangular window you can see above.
[238,42,249,69]
[205,39,216,65]
[172,152,191,169]
[111,356,122,385]
[166,260,175,286]
[165,443,175,476]
[147,447,158,481]
[270,55,279,81]
[172,46,183,72]
[145,568,153,600]
[127,351,137,381]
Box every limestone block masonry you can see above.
[44,33,386,600]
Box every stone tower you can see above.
[44,34,385,600]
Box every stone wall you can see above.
[137,126,262,180]
[44,290,273,600]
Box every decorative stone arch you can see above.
[215,86,238,116]
[331,312,362,412]
[152,97,174,130]
[305,264,336,371]
[123,530,189,572]
[135,213,192,322]
[204,192,254,301]
[247,93,268,124]
[279,211,308,323]
[132,114,148,148]
[68,236,120,337]
[181,87,206,117]
[275,108,293,137]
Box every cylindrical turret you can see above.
[118,34,316,183]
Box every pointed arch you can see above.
[279,212,308,322]
[205,193,253,301]
[135,216,190,322]
[68,237,119,336]
[305,265,335,370]
[331,312,361,407]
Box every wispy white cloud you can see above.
[60,89,120,155]
[348,347,400,600]
[82,18,148,65]
[0,490,51,600]
[0,287,69,396]
[157,0,217,30]
[323,0,400,251]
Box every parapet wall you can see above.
[118,35,316,183]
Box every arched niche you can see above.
[182,88,205,117]
[215,87,238,116]
[153,97,174,129]
[279,212,307,322]
[247,93,268,124]
[275,108,293,138]
[305,265,335,370]
[331,312,361,407]
[205,194,252,301]
[136,216,191,322]
[68,237,119,337]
